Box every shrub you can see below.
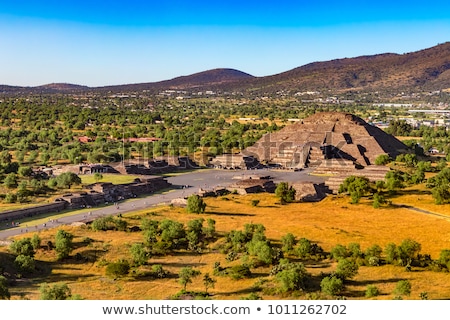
[375,154,392,165]
[106,259,130,278]
[186,194,206,214]
[320,276,344,296]
[39,282,72,300]
[275,262,309,292]
[394,280,411,296]
[14,254,35,273]
[365,285,380,298]
[251,199,260,207]
[335,258,359,280]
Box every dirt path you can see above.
[392,203,450,221]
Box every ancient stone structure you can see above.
[244,112,408,169]
[209,154,261,169]
[226,177,276,195]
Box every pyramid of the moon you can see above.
[243,112,409,169]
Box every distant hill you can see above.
[1,42,450,95]
[243,42,450,93]
[97,68,255,93]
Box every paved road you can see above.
[0,168,325,241]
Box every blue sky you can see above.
[1,1,450,87]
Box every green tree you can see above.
[0,276,11,300]
[178,266,201,291]
[365,285,380,298]
[281,233,296,254]
[9,238,35,257]
[275,182,296,204]
[320,276,344,296]
[338,176,371,204]
[106,259,130,278]
[394,280,411,296]
[39,282,72,300]
[130,243,148,266]
[55,230,74,260]
[14,254,35,273]
[18,166,33,177]
[203,273,216,294]
[372,192,386,208]
[55,172,82,189]
[3,173,18,189]
[275,262,309,292]
[335,258,359,280]
[374,154,391,165]
[186,194,206,214]
[397,239,421,267]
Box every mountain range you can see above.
[1,42,450,95]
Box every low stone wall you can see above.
[0,201,68,223]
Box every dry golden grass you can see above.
[3,192,450,300]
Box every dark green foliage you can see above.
[39,282,72,300]
[372,192,386,208]
[178,266,201,291]
[394,280,411,296]
[151,264,169,279]
[275,261,310,292]
[160,219,186,249]
[395,153,418,167]
[335,258,359,280]
[9,238,35,257]
[31,233,41,250]
[213,263,251,280]
[129,243,149,266]
[91,215,127,231]
[54,229,74,260]
[438,249,450,270]
[384,243,398,264]
[385,120,412,136]
[203,273,216,294]
[385,170,406,192]
[106,259,130,278]
[365,285,380,298]
[330,244,349,260]
[186,194,206,214]
[246,239,276,265]
[320,276,344,296]
[0,276,10,300]
[251,199,260,207]
[294,238,324,259]
[397,239,421,267]
[281,233,296,254]
[14,254,35,273]
[374,154,391,165]
[275,182,296,203]
[338,176,371,204]
[55,172,82,189]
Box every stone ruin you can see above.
[244,112,408,168]
[240,112,410,194]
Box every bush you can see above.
[186,194,206,214]
[251,199,260,207]
[320,276,344,296]
[39,282,72,300]
[275,262,309,292]
[375,154,392,165]
[335,258,359,280]
[106,259,130,278]
[14,254,35,273]
[394,280,411,296]
[365,285,380,298]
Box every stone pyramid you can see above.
[244,112,409,168]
